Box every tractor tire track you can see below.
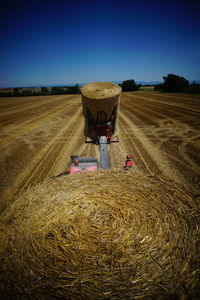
[119,110,183,183]
[16,107,83,193]
[121,93,200,188]
[138,91,200,104]
[1,91,200,213]
[0,95,80,127]
[0,96,81,147]
[0,95,76,116]
[124,93,200,123]
[119,114,156,175]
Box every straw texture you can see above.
[0,170,199,299]
[81,82,122,99]
[81,82,121,139]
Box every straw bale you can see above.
[0,170,199,299]
[81,82,121,139]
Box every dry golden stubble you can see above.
[0,169,199,299]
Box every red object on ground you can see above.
[69,165,97,175]
[125,159,133,168]
[124,155,133,170]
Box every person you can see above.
[124,155,133,170]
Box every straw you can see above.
[81,82,121,139]
[0,169,199,299]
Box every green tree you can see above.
[51,87,65,94]
[154,83,163,90]
[186,82,200,94]
[66,84,80,94]
[41,87,49,94]
[120,79,140,92]
[163,74,189,92]
[13,88,19,95]
[21,90,32,96]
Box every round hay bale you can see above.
[81,82,121,140]
[0,170,199,299]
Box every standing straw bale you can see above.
[81,82,121,139]
[0,170,199,299]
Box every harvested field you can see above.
[0,91,199,212]
[0,91,200,298]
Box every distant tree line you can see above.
[154,74,200,93]
[119,79,141,92]
[1,75,200,97]
[0,85,81,97]
[50,85,80,95]
[1,80,143,97]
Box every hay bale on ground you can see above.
[81,82,121,140]
[0,170,199,299]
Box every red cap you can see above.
[127,154,132,159]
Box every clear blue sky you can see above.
[0,0,200,87]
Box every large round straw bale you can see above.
[0,170,199,299]
[81,82,121,139]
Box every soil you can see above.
[0,91,200,212]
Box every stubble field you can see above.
[0,90,200,212]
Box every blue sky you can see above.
[0,0,200,87]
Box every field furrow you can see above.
[0,91,200,212]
